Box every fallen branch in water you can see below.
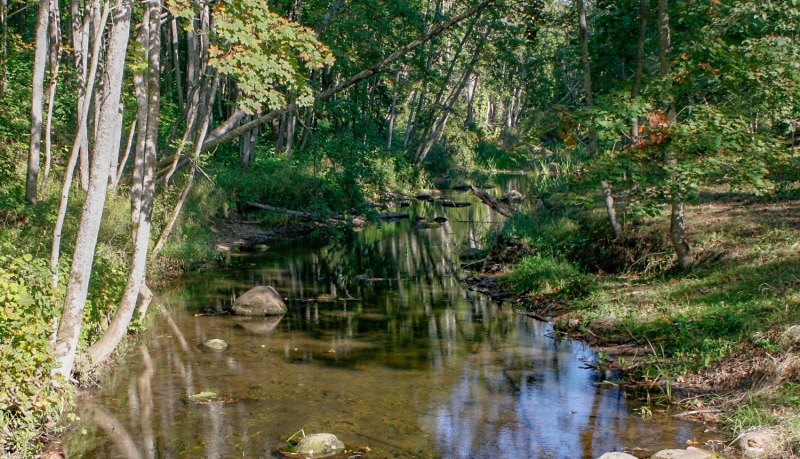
[470,185,514,217]
[672,408,721,418]
[246,201,344,222]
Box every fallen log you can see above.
[246,202,344,222]
[469,185,514,217]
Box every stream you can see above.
[65,174,715,459]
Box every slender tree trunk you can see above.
[113,119,136,188]
[171,16,183,112]
[601,181,623,237]
[26,0,51,205]
[631,0,647,100]
[88,0,161,366]
[387,67,401,149]
[465,73,477,127]
[627,0,648,198]
[52,0,132,377]
[0,0,6,95]
[578,0,622,236]
[284,102,296,161]
[657,0,692,268]
[151,74,220,261]
[50,0,110,286]
[79,0,102,191]
[41,0,61,192]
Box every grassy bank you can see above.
[468,187,800,452]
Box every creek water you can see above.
[66,174,714,459]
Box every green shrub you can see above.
[0,251,71,456]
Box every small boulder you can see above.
[453,183,472,191]
[589,316,622,333]
[596,453,638,459]
[739,428,780,459]
[501,190,525,203]
[651,447,712,459]
[781,325,800,345]
[232,286,287,316]
[202,339,228,352]
[293,433,345,458]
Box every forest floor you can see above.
[464,191,800,457]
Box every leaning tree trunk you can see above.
[88,0,161,366]
[658,0,692,268]
[151,74,220,261]
[26,0,51,205]
[52,0,132,378]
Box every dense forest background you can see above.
[1,0,799,455]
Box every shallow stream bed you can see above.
[66,175,717,459]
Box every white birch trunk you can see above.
[26,0,51,205]
[52,0,132,377]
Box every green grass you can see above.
[501,254,590,296]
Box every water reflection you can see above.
[67,176,710,459]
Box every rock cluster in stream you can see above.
[596,447,713,459]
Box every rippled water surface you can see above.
[67,175,712,459]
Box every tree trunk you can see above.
[88,0,161,366]
[151,74,220,261]
[577,0,596,153]
[387,67,401,149]
[52,0,132,377]
[0,0,7,95]
[41,0,60,192]
[465,73,477,127]
[601,181,623,237]
[113,119,136,188]
[79,0,103,192]
[631,0,647,100]
[50,0,110,286]
[171,16,183,112]
[657,0,692,268]
[26,0,51,205]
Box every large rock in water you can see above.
[596,453,638,459]
[232,286,286,316]
[293,433,345,458]
[651,447,712,459]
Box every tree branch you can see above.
[200,0,495,153]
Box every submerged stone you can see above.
[202,339,228,352]
[293,433,345,458]
[232,286,287,316]
[415,222,441,229]
[651,447,712,459]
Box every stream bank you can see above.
[459,191,800,457]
